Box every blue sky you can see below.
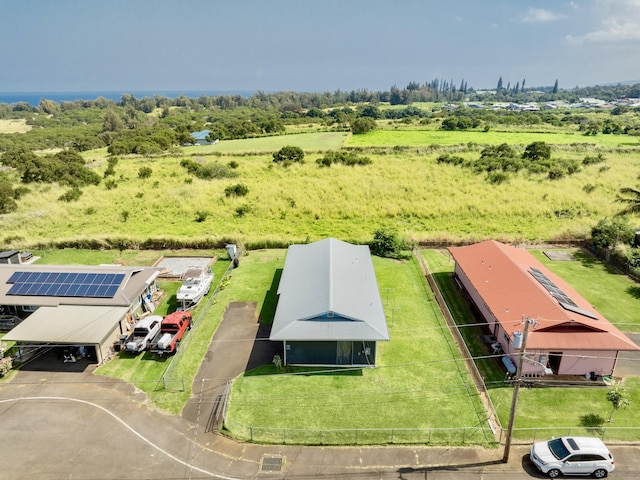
[2,0,639,93]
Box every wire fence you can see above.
[223,417,497,446]
[156,257,237,391]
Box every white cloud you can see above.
[566,0,640,44]
[521,7,566,23]
[567,18,640,43]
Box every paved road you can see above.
[0,373,639,479]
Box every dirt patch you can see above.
[544,250,575,261]
[0,119,31,134]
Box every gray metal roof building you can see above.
[270,238,389,366]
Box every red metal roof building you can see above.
[448,240,639,377]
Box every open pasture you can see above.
[181,131,348,155]
[346,128,638,148]
[2,137,640,248]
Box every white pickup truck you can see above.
[123,316,162,353]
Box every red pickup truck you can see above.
[149,311,192,356]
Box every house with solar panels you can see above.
[0,264,162,365]
[270,238,390,366]
[448,240,639,377]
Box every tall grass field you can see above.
[2,131,639,249]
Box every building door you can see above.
[337,341,353,365]
[548,352,562,374]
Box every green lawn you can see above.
[181,131,349,154]
[421,248,640,441]
[346,129,638,148]
[223,254,492,445]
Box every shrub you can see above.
[13,186,30,200]
[591,218,634,250]
[58,187,83,202]
[181,159,238,180]
[224,183,249,197]
[195,210,209,222]
[351,117,377,134]
[104,156,119,178]
[103,165,116,178]
[548,167,565,180]
[273,145,304,164]
[105,179,118,190]
[436,154,465,166]
[0,175,18,214]
[370,228,410,259]
[583,153,605,165]
[138,166,152,179]
[316,151,371,167]
[522,141,551,161]
[487,172,509,184]
[196,163,238,180]
[235,204,252,217]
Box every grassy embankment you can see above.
[2,129,639,249]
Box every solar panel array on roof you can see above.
[6,271,125,298]
[560,302,599,320]
[529,268,578,306]
[529,267,599,320]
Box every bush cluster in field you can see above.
[316,151,372,167]
[180,158,238,180]
[436,141,597,183]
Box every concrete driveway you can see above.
[614,332,640,378]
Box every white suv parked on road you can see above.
[530,436,615,478]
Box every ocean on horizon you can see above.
[0,90,257,106]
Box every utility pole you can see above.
[502,317,532,463]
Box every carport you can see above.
[3,304,129,364]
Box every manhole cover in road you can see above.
[260,455,284,472]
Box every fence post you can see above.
[250,426,253,442]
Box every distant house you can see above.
[189,130,218,145]
[270,238,389,366]
[448,241,639,377]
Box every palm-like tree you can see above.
[606,384,631,422]
[616,187,640,215]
